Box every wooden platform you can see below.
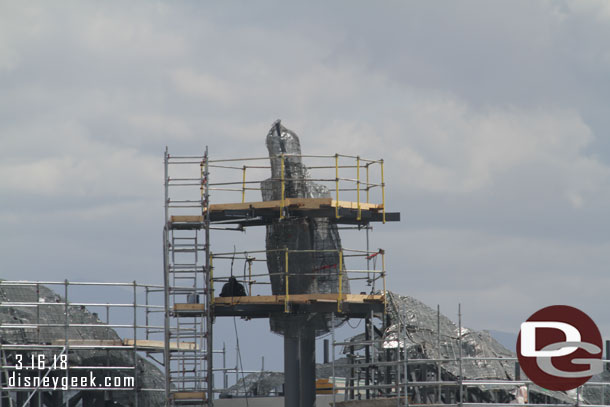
[213,293,384,318]
[169,198,399,228]
[214,293,383,305]
[210,198,383,212]
[124,339,199,351]
[52,339,200,351]
[173,303,206,316]
[52,339,123,347]
[170,391,207,405]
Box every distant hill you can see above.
[486,329,518,352]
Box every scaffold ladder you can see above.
[163,148,213,406]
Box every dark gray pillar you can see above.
[299,327,316,407]
[285,332,300,407]
[323,339,329,364]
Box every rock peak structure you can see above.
[262,120,349,336]
[262,120,350,407]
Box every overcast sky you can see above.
[1,1,610,372]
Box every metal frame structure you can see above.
[163,148,213,406]
[329,306,610,407]
[163,149,398,406]
[0,280,236,407]
[0,280,166,407]
[194,151,399,407]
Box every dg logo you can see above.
[517,305,603,391]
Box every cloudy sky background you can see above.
[1,1,610,372]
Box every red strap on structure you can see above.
[314,263,337,272]
[366,249,384,260]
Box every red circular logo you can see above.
[517,305,602,391]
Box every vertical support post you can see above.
[209,254,214,305]
[382,250,387,314]
[366,225,371,286]
[35,283,40,345]
[284,248,289,313]
[606,340,610,371]
[204,147,214,407]
[163,148,171,405]
[242,165,247,203]
[300,327,316,407]
[284,323,300,407]
[247,258,253,296]
[366,163,370,203]
[223,342,228,391]
[437,305,441,404]
[404,320,408,407]
[331,313,336,407]
[145,286,149,340]
[338,250,343,312]
[349,344,355,400]
[396,318,401,406]
[324,339,329,364]
[133,281,139,407]
[356,156,361,221]
[458,304,463,407]
[64,280,70,393]
[280,154,285,220]
[335,154,340,219]
[200,160,205,215]
[380,159,386,224]
[370,309,376,396]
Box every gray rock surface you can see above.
[0,283,164,406]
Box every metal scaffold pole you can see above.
[204,147,214,406]
[163,147,171,406]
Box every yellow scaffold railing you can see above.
[206,154,386,221]
[209,248,387,314]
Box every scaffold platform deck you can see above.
[168,198,399,228]
[212,293,385,318]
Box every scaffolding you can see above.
[328,302,610,407]
[185,151,398,315]
[163,149,213,406]
[0,279,241,407]
[182,148,399,407]
[0,280,166,407]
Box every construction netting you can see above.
[262,120,350,336]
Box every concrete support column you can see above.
[299,327,316,407]
[284,332,300,407]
